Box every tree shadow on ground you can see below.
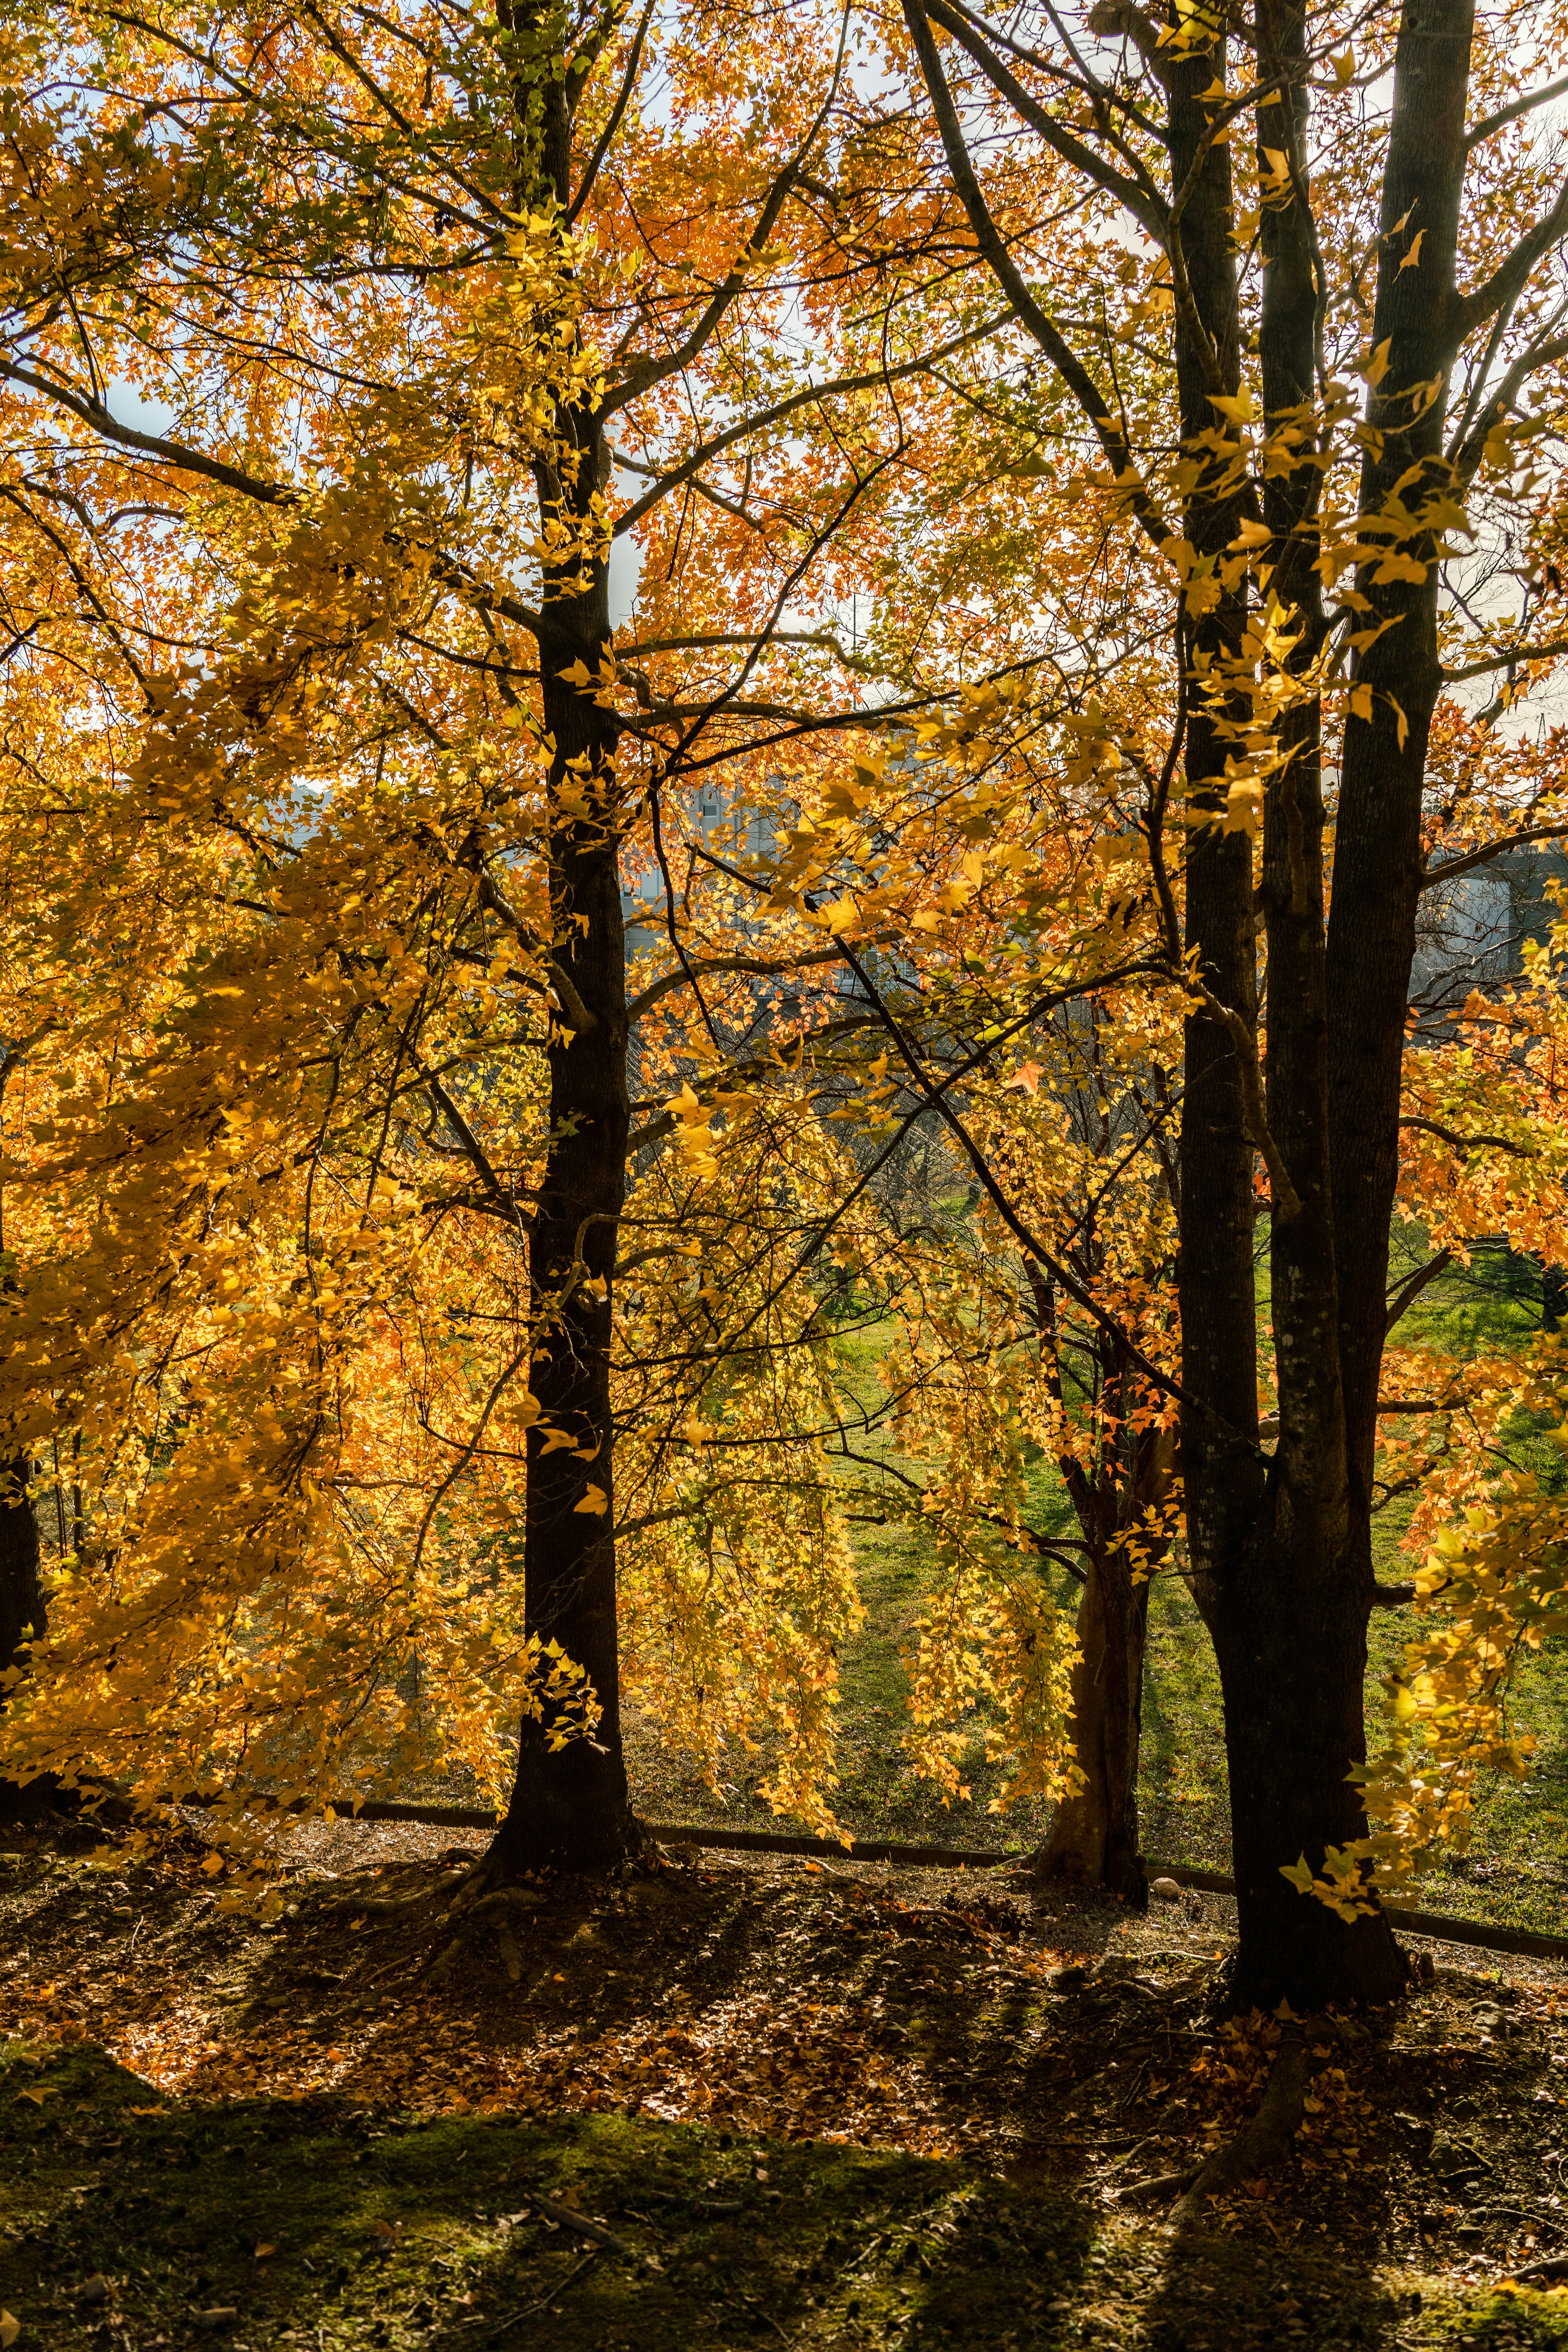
[3,1829,1567,2347]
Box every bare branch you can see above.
[568,0,656,223]
[1401,1116,1535,1158]
[921,0,1169,240]
[1441,634,1568,685]
[611,318,1008,537]
[626,942,873,1025]
[1421,823,1568,891]
[1383,1249,1453,1334]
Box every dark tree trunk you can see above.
[1327,0,1477,1497]
[1187,0,1475,2008]
[486,40,639,1875]
[1035,1546,1150,1905]
[487,401,641,1875]
[0,1452,44,1689]
[1171,2,1411,2007]
[904,0,1496,2007]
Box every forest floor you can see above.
[4,1811,1568,2350]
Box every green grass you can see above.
[628,1243,1568,1940]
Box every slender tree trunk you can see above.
[1035,1545,1150,1904]
[1327,0,1477,1507]
[0,1452,44,1690]
[1171,5,1409,2006]
[487,403,641,1875]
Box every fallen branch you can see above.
[1169,2027,1308,2227]
[531,2192,636,2257]
[1508,2254,1568,2286]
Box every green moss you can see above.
[0,2037,1111,2348]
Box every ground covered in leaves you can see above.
[3,1816,1568,2348]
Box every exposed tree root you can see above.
[420,1880,552,1985]
[1116,2167,1197,2204]
[1168,2027,1308,2227]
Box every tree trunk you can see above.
[482,44,640,1874]
[0,1452,44,1690]
[1327,0,1477,1497]
[1034,1546,1150,1905]
[1171,6,1410,2006]
[486,401,641,1876]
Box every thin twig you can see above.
[471,2251,599,2339]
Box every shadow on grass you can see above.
[0,2037,1105,2350]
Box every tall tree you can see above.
[889,0,1568,2002]
[0,0,1129,1873]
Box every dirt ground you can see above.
[2,1811,1568,2349]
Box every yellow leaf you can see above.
[574,1483,609,1515]
[1399,229,1425,272]
[1361,338,1393,388]
[0,2311,18,2348]
[1349,682,1374,722]
[557,658,593,688]
[1332,45,1355,82]
[1388,694,1410,751]
[1229,518,1273,550]
[254,2243,276,2260]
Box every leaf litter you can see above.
[2,1815,1568,2347]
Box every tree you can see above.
[0,0,1129,1874]
[886,0,1568,2002]
[866,952,1182,1902]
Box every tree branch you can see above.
[1194,984,1303,1223]
[626,942,874,1025]
[1383,1250,1453,1334]
[611,318,1009,535]
[899,0,1171,551]
[600,13,848,414]
[1451,176,1568,346]
[1420,822,1568,890]
[922,0,1169,238]
[1466,72,1568,151]
[567,0,657,223]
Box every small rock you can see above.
[1149,1877,1184,1903]
[75,2276,110,2305]
[192,2310,238,2333]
